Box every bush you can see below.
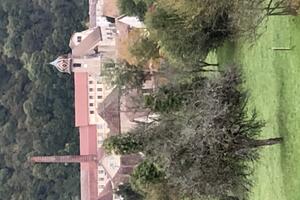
[129,37,160,64]
[118,0,154,20]
[143,0,276,64]
[130,160,165,190]
[103,133,143,155]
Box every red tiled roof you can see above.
[81,162,98,200]
[79,126,97,155]
[98,88,121,135]
[80,125,98,200]
[74,72,89,127]
[98,181,113,200]
[120,154,142,166]
[120,90,150,121]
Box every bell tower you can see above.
[50,54,72,74]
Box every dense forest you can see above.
[0,0,88,199]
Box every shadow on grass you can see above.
[216,41,238,66]
[275,56,294,199]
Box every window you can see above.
[98,132,103,138]
[99,170,104,174]
[106,16,115,23]
[97,81,101,84]
[107,37,113,40]
[77,36,82,42]
[89,88,93,92]
[89,96,93,99]
[107,32,112,36]
[98,140,103,144]
[73,63,81,68]
[97,88,102,92]
[90,111,94,114]
[89,81,93,84]
[99,185,104,189]
[109,23,115,27]
[99,178,104,181]
[97,124,103,129]
[97,96,102,99]
[89,103,94,107]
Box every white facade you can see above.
[87,74,113,124]
[118,16,145,28]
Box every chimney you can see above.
[30,155,97,163]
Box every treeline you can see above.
[0,0,88,199]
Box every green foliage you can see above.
[118,0,154,20]
[129,37,160,64]
[116,183,144,200]
[103,133,143,155]
[144,4,230,63]
[107,67,282,200]
[144,76,206,113]
[102,61,148,91]
[131,160,165,190]
[0,0,88,199]
[144,87,183,113]
[142,0,286,64]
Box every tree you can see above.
[104,66,282,200]
[143,81,195,113]
[129,37,160,64]
[131,160,164,188]
[118,0,154,20]
[103,130,143,155]
[116,183,144,200]
[144,5,230,65]
[265,0,300,15]
[101,61,150,91]
[0,0,87,199]
[143,0,299,65]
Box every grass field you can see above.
[215,15,300,200]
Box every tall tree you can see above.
[118,0,153,20]
[102,61,150,91]
[104,66,282,200]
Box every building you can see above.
[31,1,153,200]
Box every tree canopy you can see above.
[104,66,282,200]
[0,0,88,199]
[117,0,154,20]
[102,61,150,92]
[116,0,299,64]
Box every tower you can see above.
[50,54,72,74]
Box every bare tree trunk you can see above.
[268,11,290,15]
[188,69,222,73]
[250,137,283,148]
[234,137,282,155]
[264,0,298,16]
[199,61,219,68]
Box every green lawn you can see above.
[216,15,300,200]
